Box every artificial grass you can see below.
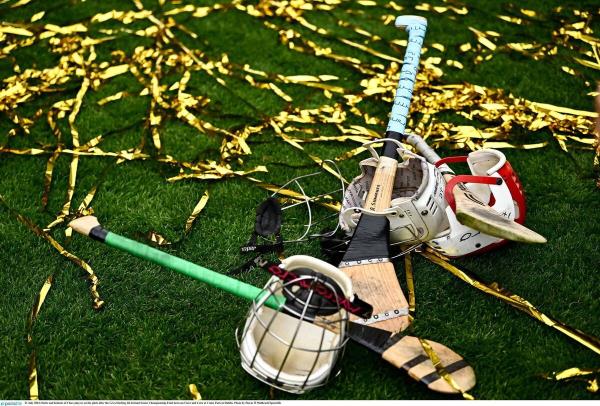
[1,0,599,400]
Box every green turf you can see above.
[1,0,599,400]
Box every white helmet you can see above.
[339,139,449,245]
[236,255,353,393]
[426,149,527,257]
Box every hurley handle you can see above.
[69,216,285,310]
[104,232,286,308]
[383,16,427,158]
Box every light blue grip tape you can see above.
[386,16,428,134]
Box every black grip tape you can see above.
[382,130,406,159]
[89,225,108,242]
[341,214,390,263]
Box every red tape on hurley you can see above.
[265,263,373,319]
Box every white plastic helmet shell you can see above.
[237,255,351,394]
[340,140,449,244]
[426,149,526,257]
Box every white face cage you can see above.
[236,255,351,394]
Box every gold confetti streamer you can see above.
[145,190,210,246]
[595,89,600,187]
[543,367,599,393]
[28,351,38,401]
[97,91,128,105]
[520,9,537,18]
[404,253,415,321]
[1,196,104,310]
[185,191,210,234]
[41,148,62,209]
[148,231,171,246]
[27,275,54,401]
[188,383,202,400]
[0,25,33,36]
[419,338,475,399]
[76,186,97,216]
[10,0,31,8]
[421,248,600,356]
[247,177,341,212]
[468,27,497,51]
[30,11,45,22]
[574,57,600,71]
[100,64,129,79]
[459,43,472,52]
[431,43,445,52]
[497,15,523,25]
[167,165,268,183]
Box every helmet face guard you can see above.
[427,149,527,257]
[236,256,352,394]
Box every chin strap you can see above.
[265,256,374,319]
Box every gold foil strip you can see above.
[498,15,523,25]
[90,10,153,24]
[34,225,104,309]
[167,165,268,183]
[259,9,596,153]
[339,37,402,63]
[404,253,416,318]
[247,177,341,212]
[27,274,54,401]
[0,25,33,36]
[10,0,32,8]
[0,0,596,197]
[188,384,202,400]
[308,153,348,184]
[146,190,210,246]
[46,75,90,229]
[185,191,210,234]
[543,367,599,393]
[595,90,600,187]
[1,196,105,310]
[148,231,171,246]
[421,248,600,356]
[1,197,104,399]
[418,338,475,399]
[468,27,497,51]
[42,148,61,209]
[334,145,369,161]
[97,91,128,105]
[28,351,38,401]
[30,11,45,22]
[0,147,47,155]
[72,185,99,226]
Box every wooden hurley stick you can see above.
[69,216,286,309]
[349,323,476,395]
[70,215,476,394]
[338,16,428,334]
[341,15,544,336]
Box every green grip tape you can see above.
[104,232,285,310]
